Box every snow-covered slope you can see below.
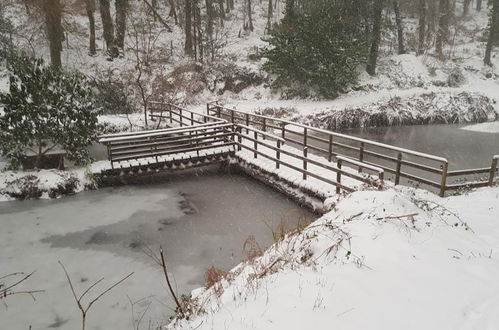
[167,186,499,330]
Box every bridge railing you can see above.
[99,121,236,169]
[148,101,220,126]
[233,124,384,194]
[207,101,450,196]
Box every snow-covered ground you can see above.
[167,185,499,330]
[462,120,499,133]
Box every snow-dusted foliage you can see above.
[300,91,497,130]
[0,51,100,168]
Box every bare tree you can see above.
[42,0,63,68]
[484,0,499,66]
[393,0,405,54]
[266,0,273,32]
[418,0,426,55]
[169,0,178,24]
[115,0,128,51]
[367,0,384,76]
[185,0,193,56]
[99,0,118,57]
[436,0,450,59]
[84,0,97,55]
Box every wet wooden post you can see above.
[281,123,286,139]
[336,158,342,194]
[217,106,221,119]
[395,153,403,185]
[303,147,308,180]
[179,108,183,127]
[190,112,194,125]
[205,104,210,123]
[303,127,308,148]
[439,161,449,197]
[169,104,173,124]
[262,118,267,140]
[328,135,333,162]
[489,156,498,186]
[231,109,235,123]
[253,131,258,159]
[246,113,250,134]
[276,140,281,169]
[237,127,242,151]
[358,142,365,173]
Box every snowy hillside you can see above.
[167,186,499,330]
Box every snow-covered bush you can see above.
[0,51,100,169]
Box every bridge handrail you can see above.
[207,101,447,163]
[99,122,231,143]
[99,121,226,141]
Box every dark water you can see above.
[343,124,499,171]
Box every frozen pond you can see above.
[0,167,314,329]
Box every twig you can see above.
[159,247,185,318]
[58,261,133,330]
[376,213,418,221]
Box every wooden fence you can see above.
[206,101,499,197]
[147,102,384,194]
[99,121,235,169]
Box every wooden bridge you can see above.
[98,101,499,197]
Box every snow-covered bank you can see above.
[0,167,95,201]
[301,91,497,131]
[166,186,499,330]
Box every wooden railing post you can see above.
[217,106,221,119]
[439,161,449,197]
[328,135,333,162]
[245,113,250,134]
[281,123,286,139]
[179,108,183,127]
[237,127,242,151]
[276,140,281,169]
[169,104,173,124]
[395,153,402,185]
[489,156,498,186]
[358,142,365,173]
[303,127,308,147]
[231,110,235,123]
[262,118,267,140]
[191,112,194,126]
[303,147,308,180]
[336,159,342,194]
[253,131,258,159]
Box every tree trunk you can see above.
[99,0,118,57]
[43,0,63,68]
[418,0,426,55]
[484,0,499,66]
[205,0,214,40]
[477,0,482,12]
[266,0,273,32]
[115,0,128,50]
[247,0,254,31]
[393,0,405,54]
[367,0,384,76]
[436,0,449,59]
[84,0,96,55]
[185,0,193,56]
[463,0,471,17]
[218,0,225,25]
[169,0,178,24]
